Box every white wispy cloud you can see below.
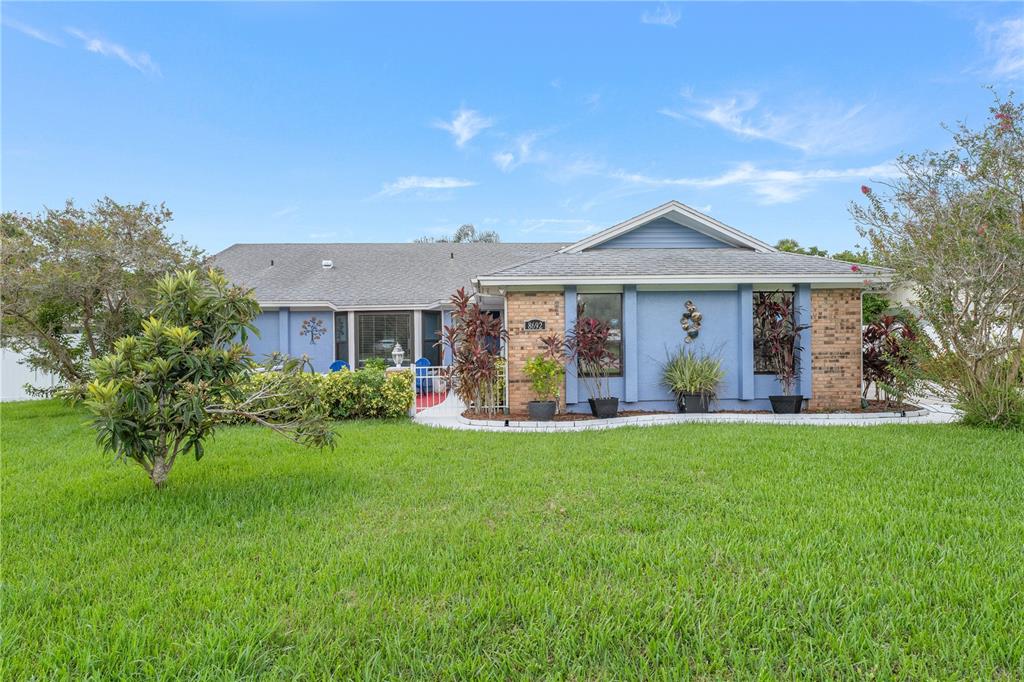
[492,132,547,172]
[610,161,898,204]
[2,17,63,46]
[308,231,338,240]
[661,90,887,155]
[271,206,298,219]
[641,3,681,28]
[518,218,600,235]
[433,107,493,147]
[65,27,160,75]
[978,16,1024,80]
[378,176,477,196]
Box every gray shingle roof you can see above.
[479,248,891,279]
[212,242,565,308]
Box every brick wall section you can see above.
[809,288,862,410]
[505,290,565,413]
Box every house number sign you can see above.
[524,319,546,331]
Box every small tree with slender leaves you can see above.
[85,269,335,488]
[862,315,920,406]
[439,288,508,414]
[753,292,809,396]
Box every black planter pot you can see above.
[676,392,710,413]
[588,397,619,419]
[527,400,557,421]
[769,394,804,414]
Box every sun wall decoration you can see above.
[679,300,702,343]
[299,316,327,345]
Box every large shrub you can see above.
[226,367,324,424]
[320,367,413,419]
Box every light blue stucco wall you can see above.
[593,217,733,249]
[565,286,812,413]
[249,307,335,373]
[289,310,335,372]
[248,311,281,363]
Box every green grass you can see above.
[3,400,1024,679]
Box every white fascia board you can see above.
[256,301,442,311]
[477,273,892,287]
[559,201,776,254]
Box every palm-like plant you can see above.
[754,292,809,396]
[439,288,508,414]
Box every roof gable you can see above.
[590,216,733,250]
[561,201,776,253]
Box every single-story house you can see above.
[214,201,889,412]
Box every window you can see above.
[576,293,622,376]
[753,291,794,373]
[356,312,413,366]
[334,313,349,365]
[421,311,442,366]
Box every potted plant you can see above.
[662,348,724,413]
[566,316,620,418]
[754,292,810,413]
[523,355,563,421]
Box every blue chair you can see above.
[414,357,433,394]
[329,360,350,373]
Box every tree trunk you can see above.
[150,455,170,488]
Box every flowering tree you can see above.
[850,92,1024,428]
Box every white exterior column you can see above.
[413,310,423,363]
[347,311,356,367]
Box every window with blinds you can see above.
[356,312,413,366]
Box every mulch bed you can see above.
[464,400,920,422]
[463,410,673,422]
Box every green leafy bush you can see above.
[363,358,388,372]
[228,369,324,424]
[320,367,413,419]
[523,355,563,402]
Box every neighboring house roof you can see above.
[212,242,565,309]
[560,200,777,254]
[476,248,890,286]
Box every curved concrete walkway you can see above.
[415,397,959,431]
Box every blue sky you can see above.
[3,2,1022,254]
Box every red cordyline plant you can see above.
[540,312,619,400]
[439,288,508,414]
[862,315,918,406]
[753,291,810,396]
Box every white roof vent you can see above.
[321,259,334,269]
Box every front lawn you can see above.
[3,400,1023,678]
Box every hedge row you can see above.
[234,367,414,422]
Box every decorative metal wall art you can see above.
[299,316,327,345]
[680,300,702,343]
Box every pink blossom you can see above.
[850,264,861,272]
